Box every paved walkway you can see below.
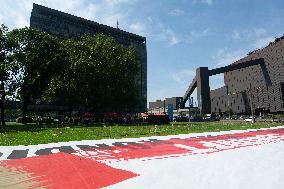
[1,126,284,188]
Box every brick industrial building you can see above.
[30,4,147,112]
[183,35,284,115]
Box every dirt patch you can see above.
[0,166,46,189]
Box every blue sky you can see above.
[1,0,284,105]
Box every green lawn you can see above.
[0,121,281,146]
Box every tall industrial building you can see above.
[183,36,284,115]
[30,3,147,112]
[211,36,284,114]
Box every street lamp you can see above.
[227,92,236,120]
[247,86,261,124]
[227,99,230,120]
[249,91,255,123]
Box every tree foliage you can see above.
[0,24,9,126]
[44,34,140,113]
[0,24,9,82]
[7,27,64,123]
[0,25,140,124]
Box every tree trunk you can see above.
[22,97,28,124]
[0,82,5,126]
[0,97,5,126]
[22,83,29,125]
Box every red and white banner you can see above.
[1,126,284,188]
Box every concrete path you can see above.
[1,126,284,188]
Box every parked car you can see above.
[16,117,34,123]
[244,117,256,122]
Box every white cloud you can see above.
[0,0,137,30]
[104,0,135,6]
[158,28,181,45]
[202,0,213,5]
[253,37,275,49]
[194,0,213,6]
[101,13,125,28]
[171,69,195,84]
[251,28,274,49]
[212,48,246,68]
[232,31,240,41]
[129,22,147,36]
[169,9,185,16]
[188,28,211,43]
[230,28,276,51]
[147,17,153,23]
[252,28,275,49]
[254,28,267,37]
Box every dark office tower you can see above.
[30,4,147,112]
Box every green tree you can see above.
[44,34,139,113]
[7,27,64,124]
[0,24,11,126]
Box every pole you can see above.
[228,99,230,120]
[188,98,190,123]
[250,91,255,123]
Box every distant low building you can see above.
[149,97,184,112]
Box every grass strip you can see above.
[0,121,280,146]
